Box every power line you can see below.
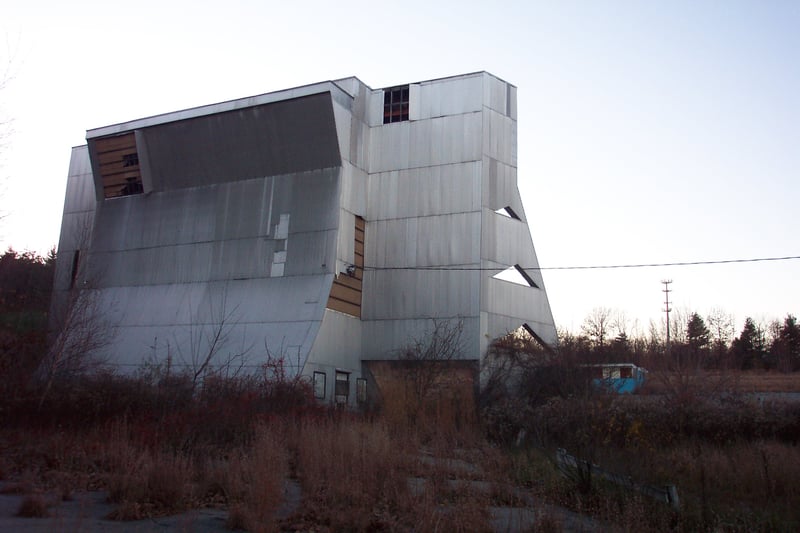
[361,255,800,272]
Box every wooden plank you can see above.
[329,282,362,306]
[355,216,365,230]
[101,171,141,184]
[333,274,362,291]
[99,160,140,175]
[354,240,364,256]
[97,148,139,165]
[101,171,141,186]
[94,133,136,153]
[326,296,361,317]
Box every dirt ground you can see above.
[0,488,230,532]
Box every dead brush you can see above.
[106,448,194,520]
[407,486,494,532]
[218,424,288,533]
[661,439,800,529]
[291,416,411,530]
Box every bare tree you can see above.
[174,288,252,391]
[38,265,115,406]
[395,318,466,422]
[581,307,613,350]
[706,308,735,368]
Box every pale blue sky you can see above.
[2,0,798,334]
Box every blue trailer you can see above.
[586,363,648,394]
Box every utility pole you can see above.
[662,279,672,355]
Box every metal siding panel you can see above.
[419,76,482,119]
[306,309,363,369]
[482,156,527,223]
[283,229,338,277]
[370,217,418,268]
[410,118,432,168]
[416,212,481,266]
[361,317,481,359]
[332,101,351,166]
[362,269,478,320]
[483,278,556,345]
[340,163,368,216]
[368,91,383,127]
[508,85,517,120]
[482,214,532,269]
[102,276,331,329]
[369,114,481,174]
[368,161,481,220]
[482,74,507,116]
[409,83,421,121]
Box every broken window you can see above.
[313,371,326,400]
[383,85,409,124]
[492,264,540,288]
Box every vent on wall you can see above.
[94,133,143,199]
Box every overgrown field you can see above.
[1,371,799,532]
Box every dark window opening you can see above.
[70,250,80,289]
[335,371,350,404]
[383,85,410,124]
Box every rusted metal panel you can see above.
[139,94,341,191]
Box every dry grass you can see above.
[642,370,800,394]
[658,440,800,529]
[219,424,287,533]
[1,370,798,532]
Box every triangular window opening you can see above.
[493,264,539,288]
[493,206,521,220]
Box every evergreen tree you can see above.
[730,317,767,370]
[770,314,800,372]
[686,313,710,350]
[685,312,711,367]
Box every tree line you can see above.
[565,307,800,372]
